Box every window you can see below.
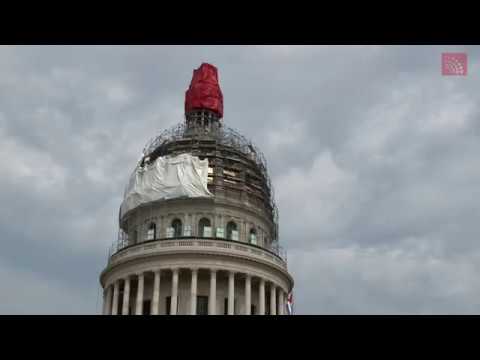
[146,223,156,241]
[251,304,256,315]
[197,296,209,315]
[226,221,238,241]
[249,228,257,245]
[184,225,192,236]
[132,230,138,245]
[216,227,225,238]
[198,218,212,237]
[171,219,182,238]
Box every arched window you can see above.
[198,218,212,237]
[249,228,257,245]
[226,221,238,241]
[147,222,156,241]
[171,219,183,238]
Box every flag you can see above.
[287,292,294,315]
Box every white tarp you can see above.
[120,153,213,218]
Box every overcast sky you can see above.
[1,45,479,314]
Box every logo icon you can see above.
[442,53,467,76]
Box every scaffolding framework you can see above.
[112,117,282,260]
[134,121,279,239]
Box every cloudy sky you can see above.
[1,45,479,314]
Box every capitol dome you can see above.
[100,63,294,315]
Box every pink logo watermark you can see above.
[442,53,467,76]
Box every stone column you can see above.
[277,288,284,315]
[102,289,106,315]
[228,271,235,315]
[209,269,217,315]
[170,268,179,315]
[219,215,224,237]
[151,270,161,315]
[276,288,281,315]
[270,283,277,315]
[240,220,246,242]
[104,285,113,315]
[191,213,197,236]
[135,273,144,315]
[245,274,251,315]
[122,276,131,315]
[139,222,145,243]
[159,216,164,240]
[259,278,265,315]
[112,280,120,315]
[190,268,198,315]
[184,213,188,236]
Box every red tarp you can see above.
[185,63,223,117]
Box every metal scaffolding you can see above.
[111,119,282,260]
[132,121,279,239]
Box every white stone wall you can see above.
[121,198,275,249]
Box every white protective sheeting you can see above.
[120,153,212,218]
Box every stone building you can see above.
[99,63,294,315]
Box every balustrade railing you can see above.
[107,236,288,265]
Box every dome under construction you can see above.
[100,63,294,315]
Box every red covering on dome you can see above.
[185,63,223,117]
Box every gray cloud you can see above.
[1,45,479,314]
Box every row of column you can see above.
[103,268,287,315]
